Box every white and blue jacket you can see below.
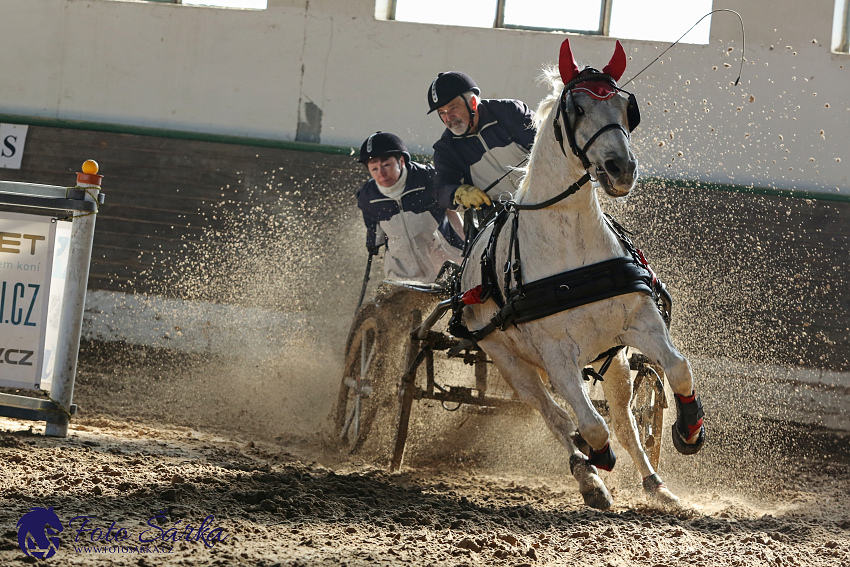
[357,161,464,282]
[433,99,536,209]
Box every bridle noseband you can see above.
[552,70,640,171]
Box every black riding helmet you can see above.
[426,72,480,114]
[358,131,411,164]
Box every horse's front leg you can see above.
[622,302,706,455]
[598,350,680,506]
[481,340,613,510]
[540,356,610,449]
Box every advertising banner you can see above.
[0,123,29,169]
[0,212,57,389]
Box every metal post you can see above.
[44,184,99,437]
[494,0,506,28]
[599,0,613,36]
[841,0,850,54]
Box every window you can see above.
[139,0,267,8]
[834,0,850,53]
[385,0,713,44]
[181,0,266,7]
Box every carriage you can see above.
[333,279,670,474]
[330,38,705,510]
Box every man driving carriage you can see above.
[356,131,464,283]
[427,71,537,213]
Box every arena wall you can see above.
[0,0,848,194]
[0,0,846,431]
[0,126,845,374]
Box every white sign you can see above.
[0,123,29,169]
[0,212,56,389]
[38,220,72,392]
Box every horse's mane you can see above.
[532,66,564,131]
[515,66,564,199]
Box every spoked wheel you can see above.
[336,312,381,453]
[629,352,668,470]
[333,302,408,463]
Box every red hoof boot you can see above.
[588,442,617,471]
[672,391,705,455]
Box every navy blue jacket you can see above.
[357,161,463,281]
[433,99,536,209]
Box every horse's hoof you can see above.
[673,392,706,455]
[582,485,614,510]
[672,421,705,455]
[642,473,681,508]
[652,486,681,508]
[570,455,613,510]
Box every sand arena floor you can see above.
[0,340,848,567]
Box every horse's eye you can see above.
[575,104,585,116]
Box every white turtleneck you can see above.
[376,165,408,201]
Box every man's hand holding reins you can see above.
[454,184,492,209]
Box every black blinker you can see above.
[626,92,640,132]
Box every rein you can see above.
[508,172,591,211]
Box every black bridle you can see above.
[552,70,640,171]
[500,71,639,213]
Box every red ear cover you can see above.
[559,38,580,84]
[602,40,627,82]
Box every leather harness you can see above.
[446,70,668,377]
[448,205,659,346]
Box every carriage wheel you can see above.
[333,303,407,462]
[630,354,667,471]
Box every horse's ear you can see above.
[602,40,627,82]
[559,38,580,84]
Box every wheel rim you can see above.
[632,363,665,468]
[338,318,380,451]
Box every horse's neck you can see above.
[516,140,623,281]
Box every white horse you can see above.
[458,39,705,509]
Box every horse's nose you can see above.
[604,157,637,183]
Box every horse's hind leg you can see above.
[597,351,652,477]
[483,345,613,510]
[598,350,680,506]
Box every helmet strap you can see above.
[462,96,477,135]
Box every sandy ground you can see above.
[1,339,849,567]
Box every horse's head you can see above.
[550,39,640,197]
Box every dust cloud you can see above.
[74,153,846,496]
[73,36,847,532]
[78,164,366,446]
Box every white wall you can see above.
[0,0,847,194]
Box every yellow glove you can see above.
[453,184,492,209]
